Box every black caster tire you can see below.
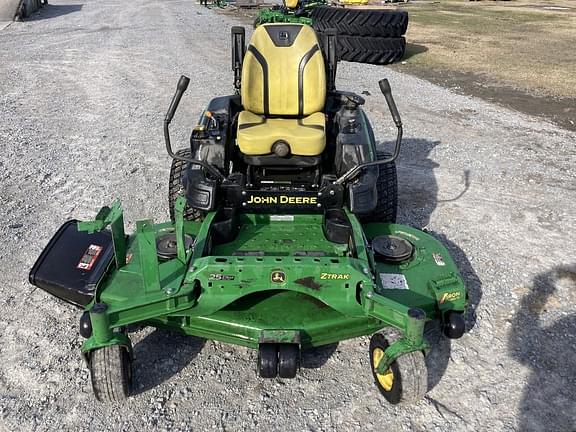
[89,345,132,402]
[369,329,427,404]
[278,344,299,379]
[443,311,465,339]
[258,344,278,378]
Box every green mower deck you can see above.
[78,200,466,370]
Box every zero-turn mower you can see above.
[29,23,467,404]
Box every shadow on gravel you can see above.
[132,329,205,395]
[300,343,338,369]
[509,265,576,432]
[28,3,83,20]
[403,43,429,61]
[381,137,483,391]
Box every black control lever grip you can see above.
[165,75,190,123]
[379,79,402,128]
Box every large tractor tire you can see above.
[312,6,409,38]
[337,36,406,65]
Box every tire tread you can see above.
[370,328,427,404]
[168,148,205,222]
[312,6,409,38]
[358,151,398,223]
[90,345,130,402]
[335,35,406,65]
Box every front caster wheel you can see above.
[257,344,278,378]
[278,344,300,379]
[369,329,427,404]
[443,311,465,339]
[89,345,132,402]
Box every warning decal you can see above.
[379,273,409,290]
[77,244,103,271]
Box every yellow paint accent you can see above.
[237,111,325,156]
[285,0,299,8]
[372,348,394,391]
[241,24,326,116]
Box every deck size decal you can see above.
[320,273,350,280]
[77,244,103,271]
[379,273,409,290]
[440,291,461,304]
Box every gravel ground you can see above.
[1,1,575,431]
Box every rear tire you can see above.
[89,345,132,402]
[312,6,409,38]
[336,36,406,65]
[359,151,398,224]
[168,148,205,223]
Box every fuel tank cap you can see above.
[372,235,414,263]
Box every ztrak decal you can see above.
[246,195,318,205]
[77,245,103,271]
[320,273,350,280]
[439,291,461,304]
[271,270,287,284]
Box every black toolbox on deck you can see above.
[29,220,115,307]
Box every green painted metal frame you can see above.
[79,200,467,372]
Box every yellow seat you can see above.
[237,111,325,156]
[238,24,327,157]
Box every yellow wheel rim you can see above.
[372,348,394,391]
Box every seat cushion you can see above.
[237,110,326,157]
[241,24,326,117]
